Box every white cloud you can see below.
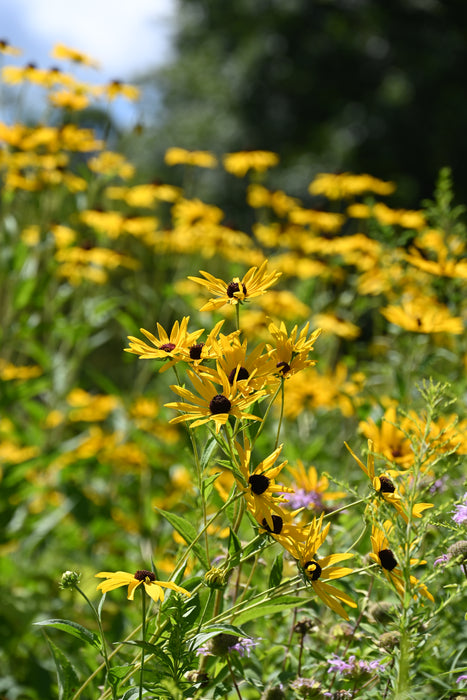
[12,0,175,79]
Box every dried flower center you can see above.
[379,476,396,493]
[249,473,270,495]
[209,394,232,414]
[189,343,204,360]
[160,342,176,353]
[134,569,156,582]
[304,560,322,581]
[378,548,398,571]
[228,366,250,384]
[226,280,247,298]
[276,361,290,375]
[261,515,283,534]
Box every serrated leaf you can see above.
[34,618,101,649]
[156,508,209,570]
[268,551,283,589]
[232,595,305,625]
[44,633,80,700]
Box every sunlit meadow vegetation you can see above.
[0,41,466,700]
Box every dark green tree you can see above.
[133,0,467,206]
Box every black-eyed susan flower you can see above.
[381,297,463,334]
[280,513,356,619]
[95,569,190,602]
[165,366,265,433]
[359,407,414,470]
[165,147,218,169]
[51,42,99,68]
[369,521,434,602]
[282,460,346,513]
[308,172,395,199]
[202,333,276,394]
[234,437,293,531]
[223,150,279,177]
[345,439,433,523]
[188,261,281,312]
[125,316,203,372]
[267,321,321,378]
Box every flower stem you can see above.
[139,589,147,700]
[75,587,116,700]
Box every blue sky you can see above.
[1,0,175,126]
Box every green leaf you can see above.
[233,595,305,625]
[14,278,37,309]
[44,633,80,700]
[268,551,283,589]
[200,435,219,472]
[201,471,221,501]
[156,508,209,570]
[34,619,101,650]
[121,688,141,700]
[227,528,242,569]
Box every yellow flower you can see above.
[282,461,346,513]
[189,261,281,312]
[202,333,276,394]
[98,80,140,101]
[369,521,433,602]
[165,147,218,168]
[313,313,360,340]
[381,297,463,334]
[0,39,22,56]
[51,42,99,68]
[165,366,265,433]
[359,407,414,469]
[308,172,395,199]
[267,321,321,379]
[235,437,293,531]
[96,569,190,602]
[345,439,433,523]
[281,513,356,619]
[125,316,203,372]
[223,150,279,177]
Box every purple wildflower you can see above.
[283,488,324,511]
[452,493,467,525]
[434,553,450,567]
[456,674,467,684]
[327,654,386,678]
[196,633,259,658]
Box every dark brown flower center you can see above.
[134,569,156,582]
[276,361,290,375]
[261,515,283,534]
[226,281,247,298]
[209,394,231,414]
[304,560,322,581]
[379,476,396,493]
[228,366,250,384]
[249,473,270,495]
[378,548,398,571]
[160,342,176,353]
[189,343,204,360]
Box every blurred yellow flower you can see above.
[51,43,99,68]
[165,147,218,168]
[223,150,279,177]
[381,297,463,334]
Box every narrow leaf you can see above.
[44,633,80,700]
[156,508,209,569]
[34,618,100,649]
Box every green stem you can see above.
[139,589,147,700]
[75,587,116,700]
[274,378,285,450]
